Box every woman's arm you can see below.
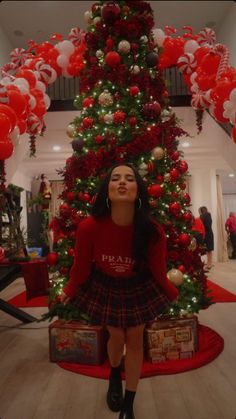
[63,218,94,300]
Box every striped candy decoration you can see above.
[213,43,230,79]
[68,27,86,46]
[177,53,197,74]
[27,113,43,136]
[10,48,31,67]
[197,28,216,46]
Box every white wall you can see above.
[0,25,12,66]
[217,3,236,68]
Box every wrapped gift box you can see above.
[145,315,198,363]
[49,320,107,365]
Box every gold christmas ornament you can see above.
[164,173,170,182]
[140,35,148,43]
[96,49,104,59]
[130,65,140,74]
[84,11,93,24]
[167,269,184,286]
[93,16,101,25]
[98,91,113,107]
[104,113,114,124]
[118,40,131,54]
[152,146,165,160]
[66,123,76,138]
[188,237,197,251]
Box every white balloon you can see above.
[55,40,75,56]
[28,94,37,110]
[152,28,165,47]
[43,93,51,109]
[13,77,30,93]
[184,40,199,54]
[61,69,73,78]
[35,80,46,93]
[1,77,13,86]
[49,68,57,84]
[57,54,69,69]
[9,126,20,146]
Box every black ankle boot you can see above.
[118,409,135,419]
[106,376,123,412]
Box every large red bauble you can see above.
[46,252,58,265]
[142,101,161,120]
[101,2,120,23]
[82,97,95,108]
[148,184,164,198]
[68,247,75,257]
[169,168,180,182]
[170,151,180,161]
[66,191,76,202]
[183,193,191,205]
[169,202,181,215]
[105,51,121,67]
[182,211,193,223]
[178,233,191,248]
[177,159,188,174]
[82,117,94,128]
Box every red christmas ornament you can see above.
[183,193,191,205]
[128,116,137,126]
[156,174,164,183]
[182,211,193,222]
[106,37,114,49]
[82,117,94,129]
[178,233,191,248]
[60,202,70,213]
[147,161,155,173]
[170,151,180,161]
[129,86,140,96]
[66,191,76,202]
[105,51,121,67]
[101,2,121,23]
[179,182,186,190]
[46,252,58,266]
[68,247,75,257]
[178,159,188,174]
[95,135,104,144]
[114,110,126,123]
[169,202,181,215]
[148,184,164,198]
[142,101,161,120]
[60,266,69,275]
[82,97,95,108]
[178,265,186,273]
[169,168,180,182]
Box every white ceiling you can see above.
[1,1,236,193]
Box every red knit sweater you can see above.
[64,216,178,301]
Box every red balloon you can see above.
[0,104,17,131]
[194,46,210,66]
[7,89,27,117]
[17,119,27,134]
[200,53,221,75]
[15,69,36,88]
[0,113,11,137]
[0,138,14,159]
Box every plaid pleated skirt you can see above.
[74,266,170,328]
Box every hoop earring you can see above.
[137,198,142,209]
[106,197,110,209]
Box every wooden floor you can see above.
[0,261,236,419]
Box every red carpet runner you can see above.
[7,291,48,307]
[57,325,224,378]
[207,279,236,302]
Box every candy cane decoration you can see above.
[197,28,216,46]
[213,43,230,79]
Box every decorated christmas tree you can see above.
[44,0,211,321]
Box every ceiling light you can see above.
[228,173,235,178]
[53,145,61,151]
[181,142,190,148]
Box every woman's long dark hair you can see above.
[91,163,159,267]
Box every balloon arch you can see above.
[0,9,236,185]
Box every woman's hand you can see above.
[60,291,71,305]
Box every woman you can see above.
[61,164,178,419]
[199,206,214,270]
